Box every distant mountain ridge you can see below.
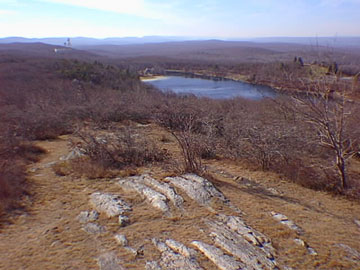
[0,42,99,60]
[0,36,359,48]
[0,36,203,47]
[249,36,360,48]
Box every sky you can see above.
[0,0,359,38]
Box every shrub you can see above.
[155,92,360,195]
[0,130,45,216]
[171,130,204,174]
[72,127,168,171]
[0,160,26,215]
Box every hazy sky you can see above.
[0,0,359,38]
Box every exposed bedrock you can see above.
[271,212,303,234]
[140,174,184,208]
[90,192,132,218]
[165,174,228,207]
[147,238,203,270]
[205,218,277,270]
[118,178,170,213]
[97,253,125,270]
[191,240,244,270]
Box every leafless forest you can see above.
[1,41,360,216]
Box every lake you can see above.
[143,76,277,99]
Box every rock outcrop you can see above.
[201,215,277,270]
[77,210,99,223]
[271,212,303,234]
[140,175,184,208]
[118,178,170,213]
[84,175,280,270]
[165,174,227,207]
[90,192,132,218]
[98,253,125,270]
[293,238,317,255]
[82,222,105,234]
[271,212,318,256]
[115,234,128,247]
[191,241,244,270]
[147,238,203,270]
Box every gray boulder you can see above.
[90,192,131,218]
[82,223,105,234]
[97,253,125,270]
[77,210,99,224]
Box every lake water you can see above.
[143,76,277,99]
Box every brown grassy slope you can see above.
[0,123,359,270]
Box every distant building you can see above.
[143,67,155,76]
[54,48,70,54]
[66,38,72,47]
[54,38,72,54]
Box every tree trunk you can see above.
[336,156,348,190]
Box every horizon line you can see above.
[1,35,360,40]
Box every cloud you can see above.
[42,0,143,14]
[320,0,360,6]
[37,0,204,29]
[0,0,18,4]
[0,9,16,15]
[39,0,176,20]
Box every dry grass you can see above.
[0,141,45,217]
[205,158,360,270]
[1,52,360,269]
[0,160,26,216]
[0,125,360,270]
[0,135,227,270]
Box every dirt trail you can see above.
[0,137,107,269]
[0,136,222,270]
[1,133,360,270]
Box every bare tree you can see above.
[291,79,360,191]
[169,113,204,174]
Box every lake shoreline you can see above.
[142,73,276,99]
[142,70,330,98]
[160,69,311,97]
[140,75,167,81]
